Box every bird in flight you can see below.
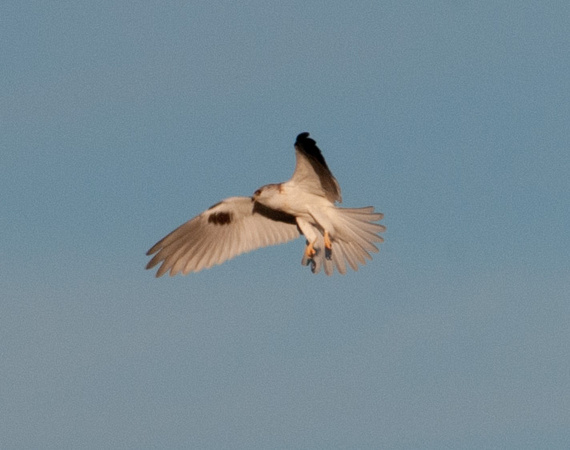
[146,132,385,276]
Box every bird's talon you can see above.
[305,241,317,259]
[324,231,332,249]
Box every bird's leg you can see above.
[305,239,317,260]
[324,231,332,260]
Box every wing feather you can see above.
[146,196,300,276]
[291,132,342,203]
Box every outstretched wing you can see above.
[290,132,342,203]
[146,196,300,277]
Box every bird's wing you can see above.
[290,132,342,203]
[146,196,300,277]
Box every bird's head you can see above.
[252,183,282,208]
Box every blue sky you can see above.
[2,1,569,448]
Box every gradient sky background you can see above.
[2,1,569,448]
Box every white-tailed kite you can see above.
[146,132,385,276]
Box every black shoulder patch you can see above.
[253,202,297,225]
[208,211,232,225]
[295,132,330,171]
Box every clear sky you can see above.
[2,1,569,448]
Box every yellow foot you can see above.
[305,240,317,259]
[324,231,332,251]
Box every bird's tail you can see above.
[302,206,385,275]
